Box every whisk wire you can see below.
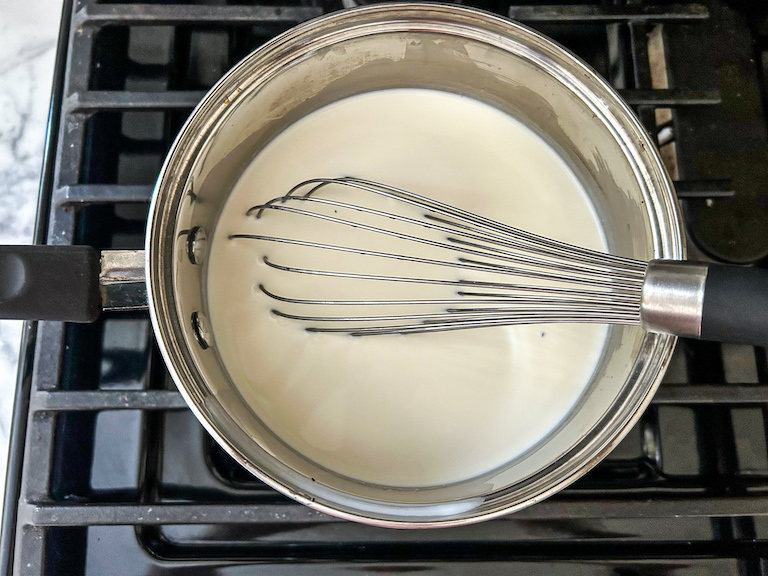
[245,202,642,288]
[254,177,646,275]
[258,285,639,313]
[231,177,648,336]
[283,177,647,272]
[230,233,644,292]
[259,258,642,304]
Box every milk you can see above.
[207,88,608,487]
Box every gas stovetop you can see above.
[3,0,768,574]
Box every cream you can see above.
[207,88,608,487]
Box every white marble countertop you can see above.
[0,0,64,510]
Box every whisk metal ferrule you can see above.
[640,260,708,339]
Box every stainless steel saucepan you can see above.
[0,4,763,527]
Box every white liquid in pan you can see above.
[207,89,609,487]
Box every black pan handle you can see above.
[0,245,101,322]
[700,264,768,346]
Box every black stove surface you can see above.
[3,0,768,574]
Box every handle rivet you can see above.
[187,226,207,265]
[191,311,212,349]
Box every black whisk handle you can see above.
[700,264,768,346]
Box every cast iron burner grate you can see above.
[3,0,768,574]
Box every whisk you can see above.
[230,177,768,345]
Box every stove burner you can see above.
[3,1,768,574]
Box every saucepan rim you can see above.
[145,2,684,527]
